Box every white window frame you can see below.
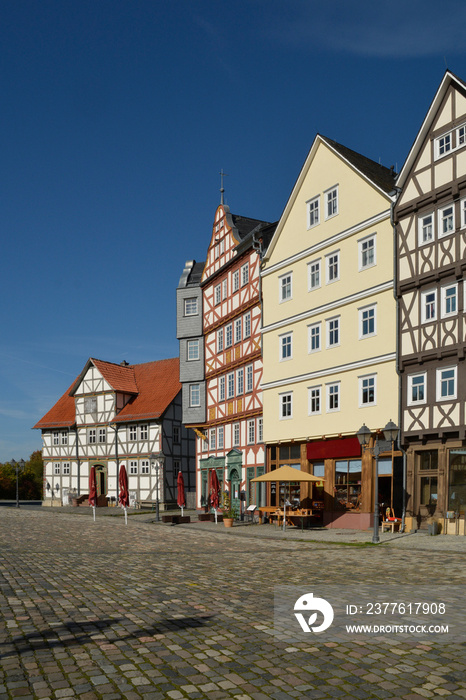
[129,460,138,475]
[218,426,224,450]
[235,318,242,344]
[407,372,427,406]
[435,132,452,159]
[307,195,320,228]
[325,185,338,220]
[359,304,376,339]
[184,297,198,316]
[233,422,240,447]
[279,392,293,420]
[88,428,96,444]
[246,364,253,393]
[308,322,321,353]
[61,431,68,445]
[461,197,466,229]
[189,384,201,407]
[418,212,434,246]
[222,278,228,300]
[359,374,376,407]
[436,366,457,401]
[257,417,263,443]
[438,204,455,238]
[217,328,224,353]
[236,368,244,396]
[308,385,321,415]
[62,462,70,475]
[421,288,437,323]
[187,339,200,361]
[54,463,60,475]
[227,372,235,399]
[214,284,221,305]
[140,425,148,440]
[140,460,150,474]
[326,382,340,412]
[279,332,293,361]
[98,428,107,444]
[279,272,292,302]
[129,425,137,441]
[441,283,458,318]
[233,269,240,292]
[308,259,321,291]
[325,250,340,284]
[53,432,59,446]
[210,429,216,450]
[326,316,340,348]
[241,263,249,287]
[244,311,251,338]
[225,323,233,348]
[247,419,255,445]
[358,234,376,270]
[219,376,225,402]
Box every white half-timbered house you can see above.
[34,357,195,508]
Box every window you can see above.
[279,273,292,302]
[327,316,340,348]
[88,429,96,444]
[129,460,138,475]
[189,384,200,407]
[280,332,292,361]
[233,423,240,447]
[233,270,240,292]
[173,426,180,443]
[222,278,228,300]
[129,425,137,441]
[419,450,438,470]
[141,460,150,474]
[225,324,233,348]
[247,419,255,444]
[61,432,68,445]
[436,132,451,158]
[246,365,253,393]
[307,196,320,228]
[308,259,321,290]
[441,283,458,317]
[210,429,216,450]
[53,432,59,446]
[184,297,198,316]
[218,426,224,449]
[461,198,466,228]
[418,212,434,245]
[54,463,60,475]
[84,397,97,414]
[326,251,339,283]
[98,428,106,444]
[325,186,338,219]
[458,125,466,146]
[359,235,376,269]
[335,460,362,510]
[241,263,249,287]
[308,322,321,353]
[327,382,340,412]
[309,386,321,415]
[227,372,235,399]
[244,312,251,338]
[187,339,200,361]
[257,417,263,442]
[220,239,224,255]
[437,366,457,400]
[63,463,70,475]
[408,372,426,405]
[439,204,454,237]
[217,328,224,353]
[140,425,148,440]
[236,368,244,395]
[235,318,242,343]
[219,376,225,402]
[359,375,376,406]
[215,284,221,305]
[359,305,376,338]
[280,392,293,419]
[421,289,437,323]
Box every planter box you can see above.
[162,515,178,524]
[198,513,211,521]
[177,516,191,524]
[210,513,223,522]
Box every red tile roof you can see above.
[33,357,181,429]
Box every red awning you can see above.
[307,437,361,460]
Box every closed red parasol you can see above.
[177,471,186,516]
[209,469,220,523]
[89,466,97,521]
[119,464,129,525]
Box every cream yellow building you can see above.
[260,135,401,529]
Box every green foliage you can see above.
[221,491,238,520]
[0,451,43,500]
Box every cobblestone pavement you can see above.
[1,509,465,700]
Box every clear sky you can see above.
[2,0,466,463]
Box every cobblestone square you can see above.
[1,509,465,699]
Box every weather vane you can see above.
[220,169,229,205]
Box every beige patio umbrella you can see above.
[251,465,323,530]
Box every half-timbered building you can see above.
[34,357,195,508]
[178,202,276,515]
[395,71,466,532]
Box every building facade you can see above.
[395,71,466,532]
[34,357,195,508]
[177,203,275,515]
[261,135,401,529]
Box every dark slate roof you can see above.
[231,214,271,240]
[320,136,396,194]
[178,260,205,288]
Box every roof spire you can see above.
[220,169,228,204]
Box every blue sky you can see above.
[2,0,466,462]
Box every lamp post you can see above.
[10,459,25,508]
[150,452,165,522]
[357,420,399,544]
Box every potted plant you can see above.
[221,491,237,528]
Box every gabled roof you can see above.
[263,133,396,263]
[231,214,271,240]
[396,71,466,188]
[33,357,181,429]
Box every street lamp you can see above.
[150,452,165,522]
[10,459,25,508]
[357,420,399,544]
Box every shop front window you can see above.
[420,476,438,508]
[334,459,362,510]
[449,451,466,514]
